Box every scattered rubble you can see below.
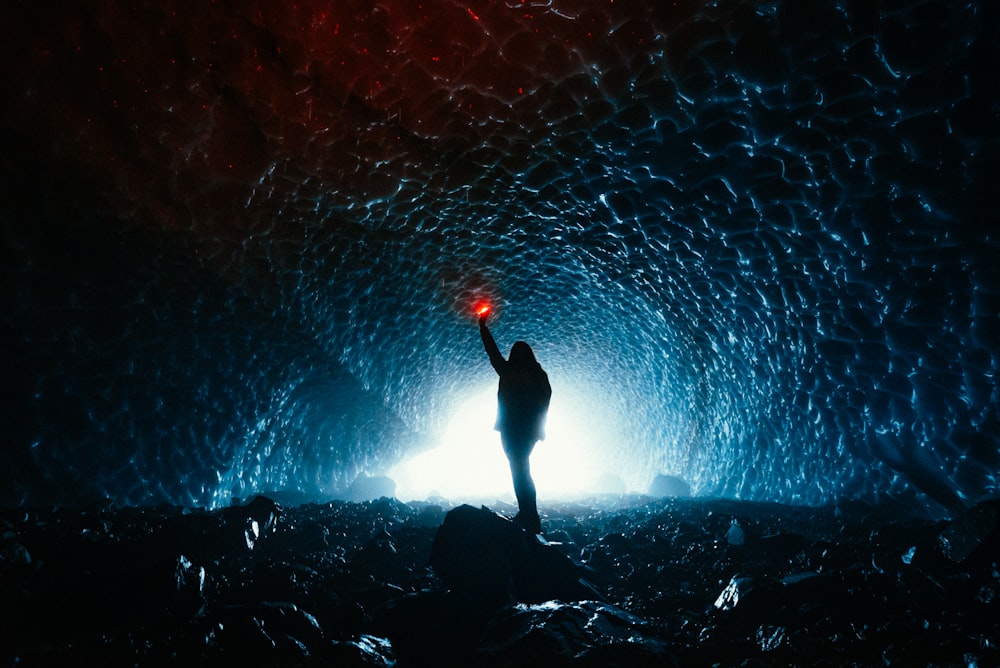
[1,495,997,666]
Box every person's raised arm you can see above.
[479,314,505,374]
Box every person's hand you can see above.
[475,302,491,325]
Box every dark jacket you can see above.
[480,322,552,443]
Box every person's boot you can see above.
[513,511,542,534]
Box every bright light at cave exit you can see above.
[390,385,605,502]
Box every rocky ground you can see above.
[2,495,998,667]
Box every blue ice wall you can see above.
[1,0,998,513]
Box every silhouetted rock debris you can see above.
[937,498,1000,563]
[429,504,600,608]
[648,473,692,498]
[1,496,998,666]
[480,600,674,667]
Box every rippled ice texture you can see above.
[2,0,998,513]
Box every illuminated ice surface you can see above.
[2,0,999,515]
[389,385,611,501]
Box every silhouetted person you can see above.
[479,311,551,534]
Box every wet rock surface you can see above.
[1,495,998,666]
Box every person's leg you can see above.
[503,435,540,532]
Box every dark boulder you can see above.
[648,474,691,498]
[479,600,674,667]
[429,505,601,609]
[937,498,1000,563]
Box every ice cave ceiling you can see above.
[1,0,998,514]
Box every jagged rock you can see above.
[725,519,746,545]
[429,504,600,608]
[375,588,486,665]
[329,634,397,667]
[159,495,283,561]
[0,541,31,566]
[713,575,755,612]
[414,503,446,527]
[648,474,691,498]
[4,496,999,665]
[937,499,1000,563]
[233,495,282,550]
[172,554,208,617]
[208,601,330,661]
[351,528,403,580]
[479,600,674,667]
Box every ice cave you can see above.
[2,0,998,665]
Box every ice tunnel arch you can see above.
[2,0,998,514]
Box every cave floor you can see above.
[2,495,997,667]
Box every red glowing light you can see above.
[474,302,491,317]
